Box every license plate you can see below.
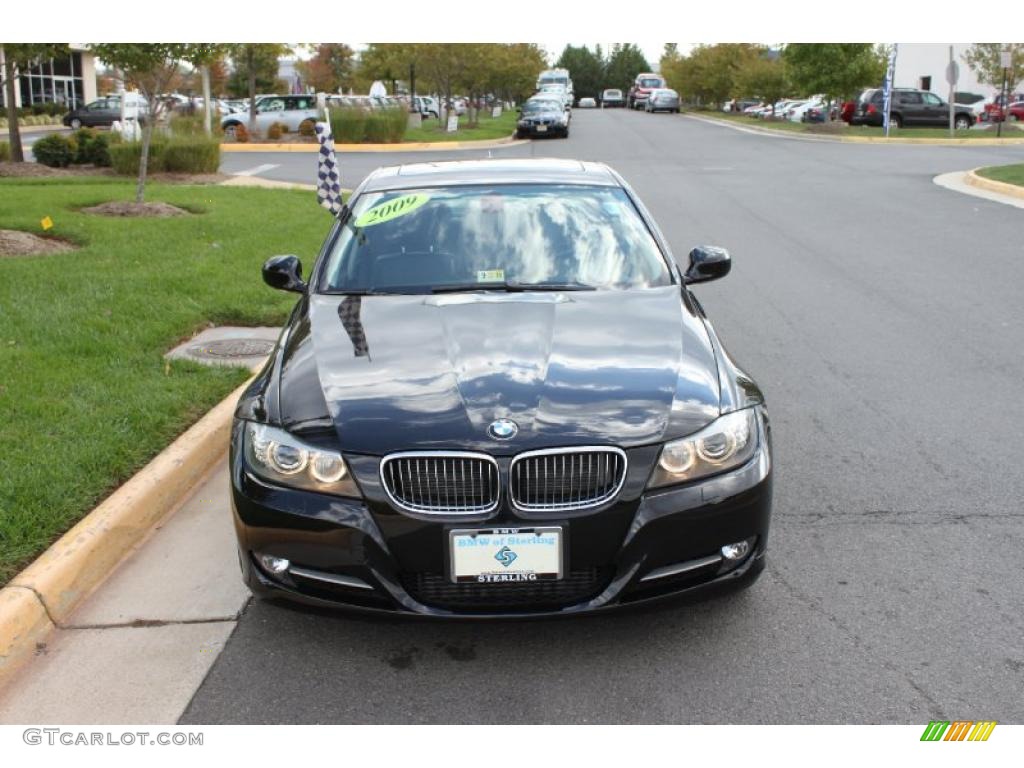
[536,125,547,132]
[450,527,562,584]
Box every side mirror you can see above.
[684,245,731,284]
[263,255,307,293]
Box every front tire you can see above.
[954,115,972,130]
[889,114,903,129]
[70,118,82,129]
[222,120,241,138]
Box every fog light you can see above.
[721,540,751,562]
[258,553,291,574]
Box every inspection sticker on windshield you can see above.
[477,269,505,282]
[354,194,429,228]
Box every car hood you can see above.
[276,286,722,455]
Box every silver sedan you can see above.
[645,88,680,114]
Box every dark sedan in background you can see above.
[231,158,772,618]
[515,100,570,138]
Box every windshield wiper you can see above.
[430,281,596,294]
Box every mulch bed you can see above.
[80,201,190,218]
[0,229,77,257]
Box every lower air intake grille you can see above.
[403,568,612,612]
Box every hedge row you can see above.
[31,128,111,168]
[328,106,407,144]
[109,136,221,175]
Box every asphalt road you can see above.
[183,109,1024,724]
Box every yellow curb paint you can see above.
[965,168,1024,200]
[221,135,526,153]
[0,376,253,691]
[0,587,55,689]
[688,114,1024,146]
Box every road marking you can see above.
[232,163,280,177]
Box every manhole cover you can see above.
[188,339,276,359]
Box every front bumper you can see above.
[230,416,773,618]
[517,121,568,137]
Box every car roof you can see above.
[362,159,621,192]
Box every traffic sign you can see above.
[945,60,959,85]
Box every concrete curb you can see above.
[965,168,1024,199]
[685,113,1024,146]
[0,377,251,690]
[221,134,526,153]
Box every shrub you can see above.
[232,123,250,143]
[169,114,205,137]
[71,128,111,166]
[109,135,220,175]
[162,137,220,173]
[298,119,316,137]
[266,121,286,140]
[364,107,408,143]
[328,106,367,144]
[32,133,77,167]
[0,141,9,162]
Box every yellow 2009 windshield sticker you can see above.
[354,194,429,228]
[477,269,505,282]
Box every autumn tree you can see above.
[298,43,356,93]
[0,43,70,162]
[736,54,789,113]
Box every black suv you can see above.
[850,87,975,130]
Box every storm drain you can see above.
[165,326,281,370]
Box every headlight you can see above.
[647,409,758,489]
[244,422,361,497]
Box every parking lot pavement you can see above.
[185,109,1023,723]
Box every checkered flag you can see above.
[338,295,369,358]
[315,121,343,216]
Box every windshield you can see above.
[320,185,673,294]
[539,75,569,87]
[523,101,561,114]
[639,78,663,88]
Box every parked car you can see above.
[725,98,760,113]
[850,87,975,129]
[628,73,666,109]
[644,88,680,113]
[786,98,825,122]
[516,99,570,138]
[601,89,625,108]
[538,84,573,111]
[578,97,597,108]
[412,95,440,118]
[986,100,1024,123]
[221,94,319,136]
[62,94,148,128]
[236,157,772,616]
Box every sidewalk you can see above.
[0,459,248,724]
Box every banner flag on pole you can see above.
[883,44,899,137]
[315,119,343,217]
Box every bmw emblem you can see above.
[488,418,518,440]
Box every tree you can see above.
[604,44,650,92]
[784,44,887,118]
[668,44,763,107]
[736,54,789,113]
[226,44,291,131]
[181,44,230,136]
[555,45,605,102]
[964,43,1024,92]
[90,44,205,203]
[0,43,70,162]
[297,43,356,94]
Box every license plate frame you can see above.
[535,124,548,132]
[449,527,564,584]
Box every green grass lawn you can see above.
[404,110,518,143]
[976,163,1024,187]
[0,178,328,584]
[696,110,1024,139]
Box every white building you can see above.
[0,45,97,111]
[892,44,992,99]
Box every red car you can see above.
[986,101,1024,123]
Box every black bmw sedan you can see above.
[231,158,772,617]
